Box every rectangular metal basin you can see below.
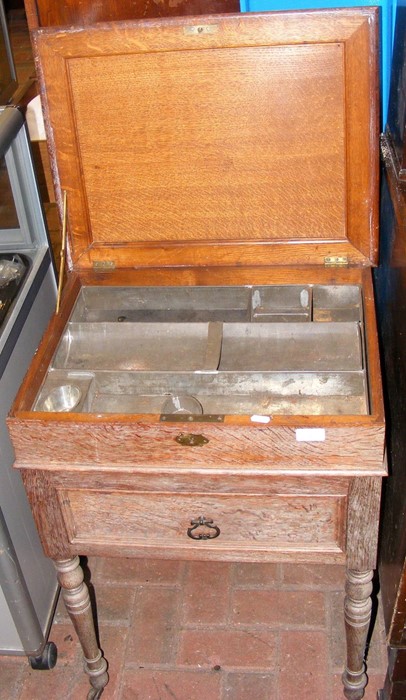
[33,284,368,416]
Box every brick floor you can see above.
[0,558,388,700]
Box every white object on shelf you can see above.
[26,94,46,141]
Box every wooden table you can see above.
[9,7,386,699]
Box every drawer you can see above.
[59,489,346,556]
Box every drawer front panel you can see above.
[60,490,346,553]
[11,420,386,474]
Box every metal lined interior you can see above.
[34,285,369,415]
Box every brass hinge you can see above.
[324,256,349,267]
[160,414,224,424]
[92,260,116,271]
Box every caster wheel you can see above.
[28,641,57,670]
[87,689,104,700]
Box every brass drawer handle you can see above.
[187,517,220,540]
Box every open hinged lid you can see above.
[33,9,379,271]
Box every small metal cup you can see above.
[41,385,82,412]
[162,395,203,415]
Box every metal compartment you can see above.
[33,284,369,416]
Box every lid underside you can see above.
[34,9,379,269]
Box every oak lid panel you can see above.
[25,0,240,30]
[34,10,379,270]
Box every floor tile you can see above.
[0,662,25,700]
[91,585,136,625]
[0,558,389,700]
[282,563,346,588]
[127,586,181,664]
[232,589,326,627]
[233,562,280,587]
[183,561,232,625]
[45,624,81,667]
[120,668,222,700]
[96,557,184,586]
[222,671,277,700]
[178,629,277,669]
[278,630,329,700]
[19,663,83,700]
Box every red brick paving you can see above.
[232,588,326,627]
[178,628,277,668]
[0,559,387,700]
[183,562,232,625]
[222,672,277,700]
[120,669,222,700]
[96,558,184,586]
[278,630,329,699]
[127,586,181,665]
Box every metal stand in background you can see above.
[0,507,57,670]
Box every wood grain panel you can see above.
[68,44,345,245]
[50,468,351,496]
[346,476,382,569]
[344,16,380,263]
[9,419,386,474]
[77,265,365,288]
[32,10,379,270]
[361,268,384,419]
[60,489,346,553]
[74,241,371,271]
[26,0,240,30]
[20,467,349,564]
[21,470,72,558]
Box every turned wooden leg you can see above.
[54,556,108,700]
[342,569,374,700]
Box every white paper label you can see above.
[295,428,326,442]
[250,415,271,424]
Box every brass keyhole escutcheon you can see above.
[187,517,220,540]
[175,433,209,447]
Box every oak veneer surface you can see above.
[9,419,386,472]
[30,470,353,495]
[18,465,382,568]
[62,44,347,242]
[20,469,350,564]
[62,490,346,549]
[32,10,379,270]
[24,0,240,29]
[21,469,351,564]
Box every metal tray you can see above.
[33,284,368,416]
